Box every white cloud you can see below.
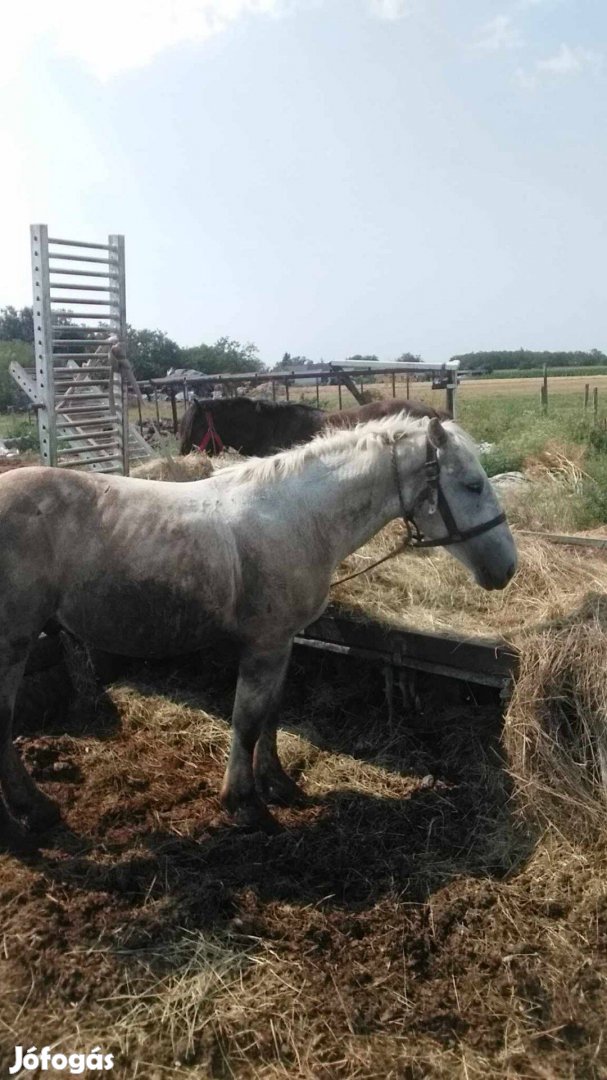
[0,0,286,82]
[368,0,417,20]
[473,15,522,52]
[516,43,603,88]
[537,43,602,75]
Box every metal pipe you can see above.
[49,254,112,264]
[50,297,118,306]
[51,313,115,320]
[57,430,116,442]
[58,442,119,455]
[49,269,110,278]
[48,238,111,250]
[61,453,123,467]
[55,417,118,428]
[53,365,111,374]
[49,284,117,292]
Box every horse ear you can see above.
[428,417,448,449]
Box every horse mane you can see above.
[195,396,320,416]
[217,415,473,486]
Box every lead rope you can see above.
[330,522,414,587]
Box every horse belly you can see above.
[58,576,233,658]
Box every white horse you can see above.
[0,415,516,845]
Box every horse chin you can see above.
[472,563,515,591]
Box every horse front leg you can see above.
[0,650,61,837]
[220,642,292,831]
[253,722,307,807]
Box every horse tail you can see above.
[179,400,200,455]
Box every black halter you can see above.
[393,437,507,549]
[332,435,507,588]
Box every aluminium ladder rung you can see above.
[58,443,120,456]
[48,238,110,251]
[49,254,112,264]
[50,297,118,306]
[61,453,123,468]
[53,365,112,374]
[49,284,117,292]
[50,312,117,320]
[55,416,118,429]
[52,339,112,346]
[57,430,118,443]
[49,269,111,278]
[54,393,114,402]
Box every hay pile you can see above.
[334,521,607,829]
[333,524,607,641]
[131,452,213,482]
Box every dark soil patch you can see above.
[1,652,605,1078]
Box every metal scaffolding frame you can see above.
[10,225,151,474]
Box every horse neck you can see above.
[279,434,425,570]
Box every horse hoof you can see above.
[0,817,40,855]
[231,805,282,835]
[22,794,62,834]
[256,774,307,807]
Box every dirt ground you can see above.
[1,646,606,1079]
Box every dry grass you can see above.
[333,526,607,641]
[505,594,607,837]
[4,652,607,1079]
[131,452,214,482]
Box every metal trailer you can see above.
[150,360,460,433]
[10,225,151,474]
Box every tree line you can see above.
[453,349,607,372]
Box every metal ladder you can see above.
[10,225,151,474]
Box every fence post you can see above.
[584,383,590,414]
[391,372,396,398]
[594,387,599,424]
[406,375,410,400]
[338,378,343,410]
[540,365,548,414]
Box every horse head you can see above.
[393,417,517,591]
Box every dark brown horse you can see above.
[179,396,448,456]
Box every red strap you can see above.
[197,410,224,454]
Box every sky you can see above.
[1,0,605,365]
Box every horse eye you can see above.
[465,480,484,495]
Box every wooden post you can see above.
[170,389,178,434]
[271,379,276,401]
[285,378,290,401]
[154,388,160,425]
[339,372,365,404]
[584,384,590,414]
[338,378,343,410]
[541,365,548,414]
[316,378,320,406]
[406,375,410,400]
[391,372,396,398]
[594,387,599,423]
[137,394,143,435]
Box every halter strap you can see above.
[197,410,225,454]
[331,435,506,588]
